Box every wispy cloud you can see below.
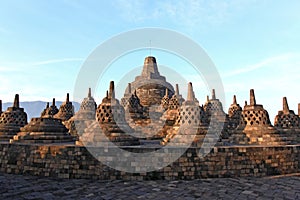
[223,52,300,78]
[114,0,256,28]
[0,57,83,72]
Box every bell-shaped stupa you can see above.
[54,93,74,121]
[66,88,97,137]
[124,56,174,107]
[80,81,140,146]
[0,94,28,142]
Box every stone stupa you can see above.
[54,93,74,122]
[80,81,140,146]
[12,99,75,144]
[0,94,27,142]
[229,89,287,145]
[124,56,174,107]
[66,88,97,138]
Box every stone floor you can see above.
[0,173,300,200]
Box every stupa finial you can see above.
[250,89,256,105]
[212,89,216,100]
[206,95,209,102]
[0,99,2,113]
[141,56,160,78]
[66,93,70,103]
[46,102,49,109]
[88,88,92,98]
[109,81,115,99]
[165,88,168,97]
[52,98,56,106]
[283,97,289,114]
[298,103,300,116]
[13,94,19,108]
[233,95,237,104]
[245,100,248,106]
[187,82,194,101]
[128,83,132,94]
[175,84,179,95]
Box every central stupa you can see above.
[123,56,174,107]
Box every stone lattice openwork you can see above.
[238,89,272,129]
[161,89,170,110]
[162,82,209,147]
[65,88,97,137]
[227,95,242,130]
[274,97,300,129]
[54,93,74,121]
[80,81,140,146]
[0,94,28,142]
[41,98,59,117]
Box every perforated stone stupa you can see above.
[274,97,300,129]
[66,88,97,137]
[162,82,208,147]
[80,81,140,146]
[0,94,27,142]
[227,95,242,130]
[229,89,287,145]
[41,98,59,117]
[54,93,74,122]
[12,102,75,144]
[124,56,174,107]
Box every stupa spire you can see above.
[175,84,179,96]
[52,98,56,106]
[109,81,115,99]
[141,56,160,78]
[46,102,49,109]
[0,100,2,113]
[88,88,92,98]
[206,95,209,102]
[283,97,289,114]
[212,89,216,100]
[298,103,300,116]
[250,89,256,105]
[66,93,70,103]
[165,88,168,97]
[187,82,195,101]
[233,95,237,104]
[13,94,19,108]
[128,83,131,94]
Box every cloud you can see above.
[113,0,256,29]
[0,57,83,72]
[223,52,300,78]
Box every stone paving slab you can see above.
[0,173,300,200]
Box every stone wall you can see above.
[0,143,299,180]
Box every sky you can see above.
[0,0,299,120]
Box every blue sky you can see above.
[0,0,299,120]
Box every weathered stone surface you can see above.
[0,94,27,142]
[228,89,291,145]
[65,88,96,138]
[41,98,59,117]
[274,97,300,129]
[54,93,74,122]
[11,100,75,144]
[162,83,210,147]
[124,56,174,107]
[0,143,300,180]
[80,81,140,146]
[227,95,242,130]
